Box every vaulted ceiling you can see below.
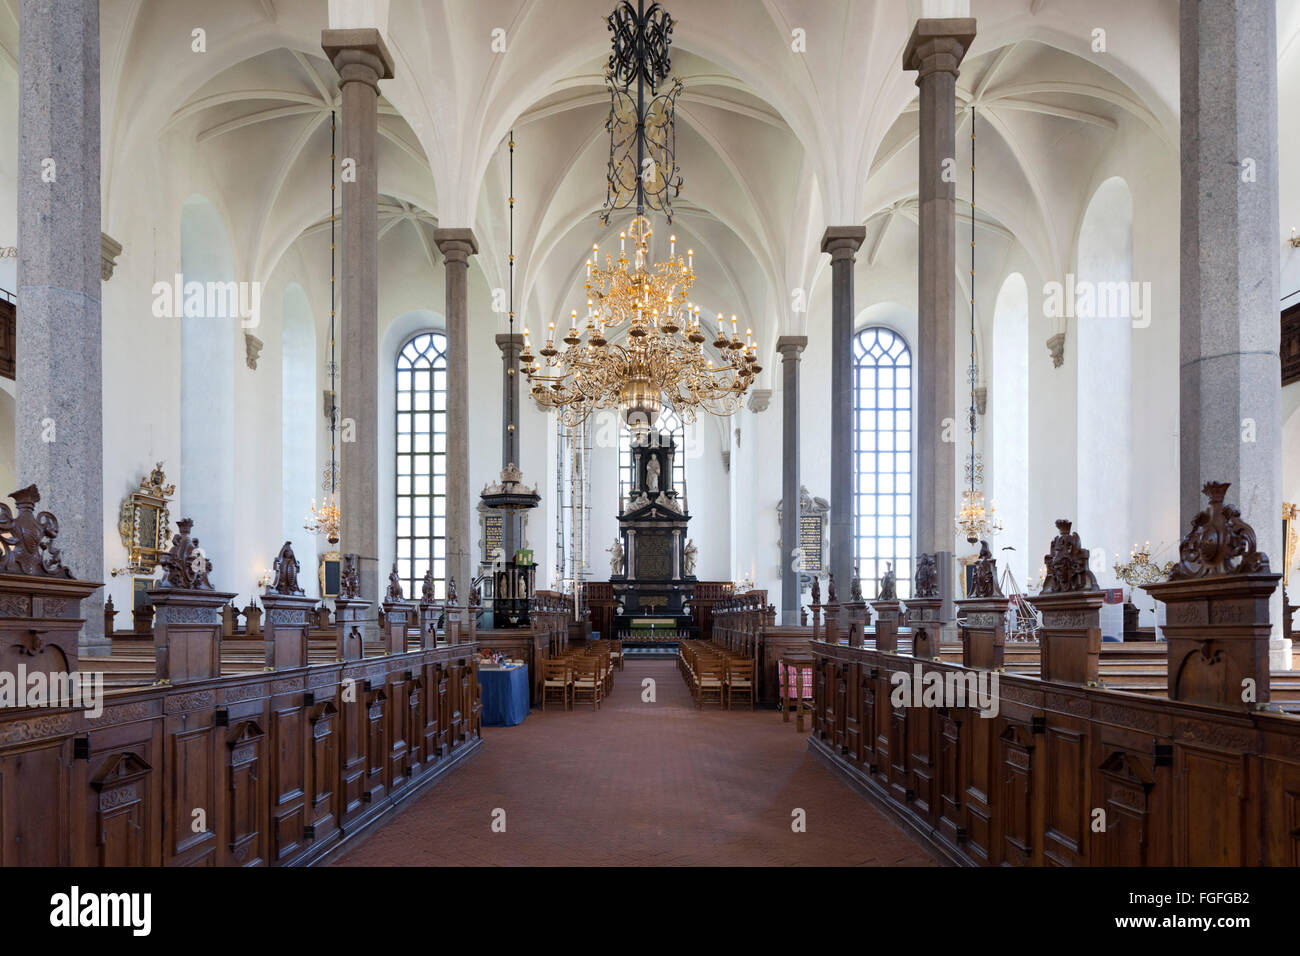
[2,0,1296,368]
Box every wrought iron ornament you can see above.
[602,0,683,222]
[606,0,674,90]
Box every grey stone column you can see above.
[777,335,808,625]
[17,0,105,652]
[905,17,975,622]
[323,29,393,632]
[436,229,479,594]
[820,228,866,606]
[496,331,522,556]
[1179,0,1286,663]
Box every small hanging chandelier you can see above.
[482,131,542,516]
[955,106,1000,546]
[306,110,342,546]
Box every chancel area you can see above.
[3,0,1300,873]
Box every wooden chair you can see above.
[696,660,725,709]
[542,659,571,711]
[726,659,755,710]
[609,639,624,671]
[572,656,602,710]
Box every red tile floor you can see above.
[331,658,943,866]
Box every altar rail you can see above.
[807,641,1300,866]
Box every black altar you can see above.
[610,430,695,632]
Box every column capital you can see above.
[495,332,524,352]
[903,18,976,79]
[820,225,866,262]
[776,334,808,357]
[434,227,479,264]
[322,28,395,88]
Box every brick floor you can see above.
[331,658,944,866]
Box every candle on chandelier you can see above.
[620,232,626,253]
[670,234,676,258]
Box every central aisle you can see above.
[331,658,942,866]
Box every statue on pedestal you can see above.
[386,563,404,602]
[646,456,661,493]
[971,540,1003,598]
[683,538,698,576]
[1042,519,1099,593]
[270,541,303,595]
[851,564,863,602]
[878,561,896,601]
[827,572,837,604]
[914,552,938,598]
[607,538,625,576]
[811,575,821,606]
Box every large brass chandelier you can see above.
[520,0,760,428]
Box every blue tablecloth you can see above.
[479,666,530,727]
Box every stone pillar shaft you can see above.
[436,229,479,595]
[777,335,808,625]
[905,18,975,621]
[323,29,393,632]
[820,228,866,606]
[1178,0,1285,660]
[17,0,105,650]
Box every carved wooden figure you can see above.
[1145,482,1280,708]
[1033,519,1105,685]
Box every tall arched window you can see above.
[619,405,685,498]
[396,332,448,599]
[853,327,912,597]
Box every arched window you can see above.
[395,331,448,599]
[619,405,685,499]
[853,327,912,597]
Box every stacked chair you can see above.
[677,640,756,710]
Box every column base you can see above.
[1270,637,1293,671]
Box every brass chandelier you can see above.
[520,0,760,428]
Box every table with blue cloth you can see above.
[478,664,531,727]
